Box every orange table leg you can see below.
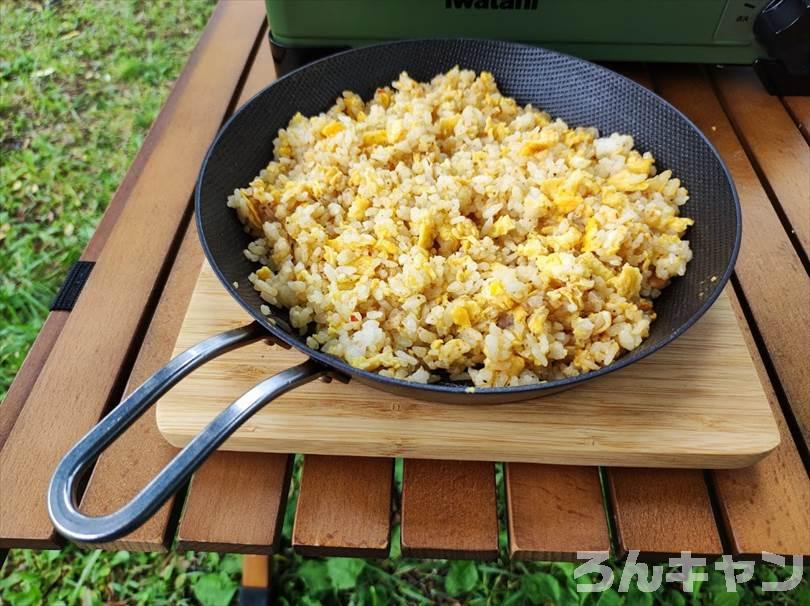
[239,554,270,606]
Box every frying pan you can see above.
[49,39,740,544]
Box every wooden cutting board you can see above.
[156,261,779,468]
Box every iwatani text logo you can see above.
[445,0,539,10]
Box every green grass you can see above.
[1,2,808,605]
[0,548,242,606]
[3,545,809,606]
[0,0,214,400]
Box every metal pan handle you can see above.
[48,321,328,544]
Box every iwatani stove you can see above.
[265,0,810,94]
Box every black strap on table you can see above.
[50,261,95,312]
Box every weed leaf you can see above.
[446,560,479,596]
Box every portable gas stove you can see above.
[265,0,810,94]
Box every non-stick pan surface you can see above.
[197,38,741,404]
[49,40,740,543]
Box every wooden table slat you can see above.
[506,464,610,562]
[711,66,810,257]
[782,96,810,143]
[652,63,810,454]
[176,451,292,554]
[0,0,267,549]
[711,290,810,557]
[607,469,723,560]
[400,459,498,560]
[292,455,393,558]
[651,63,810,557]
[601,62,725,562]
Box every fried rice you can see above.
[228,67,693,387]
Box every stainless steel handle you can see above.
[47,322,327,544]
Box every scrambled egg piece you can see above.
[321,121,345,137]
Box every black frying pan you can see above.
[49,40,741,544]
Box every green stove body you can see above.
[265,0,810,94]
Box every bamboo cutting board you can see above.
[156,261,779,468]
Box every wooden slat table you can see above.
[1,0,808,587]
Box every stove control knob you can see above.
[754,0,810,73]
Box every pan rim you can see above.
[195,38,742,398]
